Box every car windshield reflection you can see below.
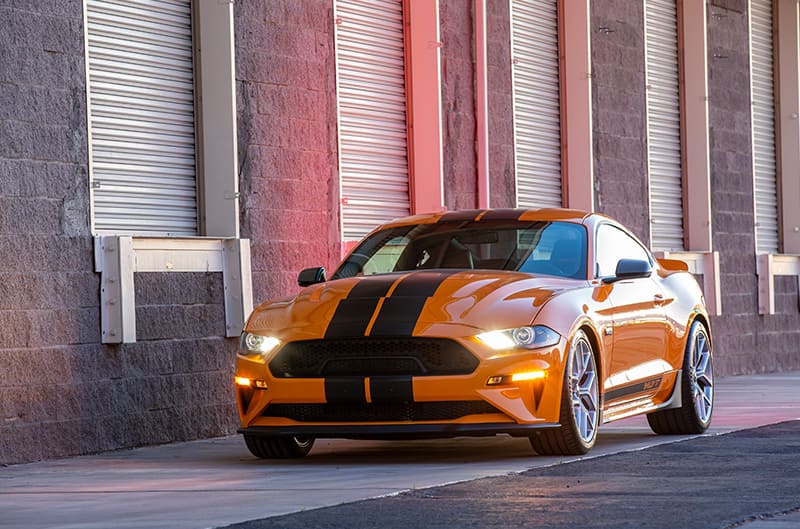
[333,220,588,280]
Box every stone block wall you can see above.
[590,0,650,245]
[486,0,516,208]
[0,3,239,465]
[586,0,800,374]
[440,0,478,210]
[440,0,516,211]
[706,1,800,374]
[3,0,800,466]
[235,0,342,305]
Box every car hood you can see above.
[246,270,582,340]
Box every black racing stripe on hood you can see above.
[323,275,397,338]
[369,270,458,337]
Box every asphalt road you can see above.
[224,421,800,529]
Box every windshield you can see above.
[333,220,587,280]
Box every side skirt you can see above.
[601,372,682,424]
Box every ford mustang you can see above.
[235,209,714,458]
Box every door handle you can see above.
[654,293,665,305]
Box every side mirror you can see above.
[298,267,327,287]
[607,258,652,282]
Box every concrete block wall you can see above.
[440,0,516,211]
[3,0,800,466]
[0,3,239,465]
[486,0,516,208]
[440,0,478,210]
[586,0,800,374]
[590,0,651,245]
[235,0,342,305]
[706,1,800,374]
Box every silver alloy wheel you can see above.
[569,336,599,444]
[692,328,713,424]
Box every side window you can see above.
[596,225,650,277]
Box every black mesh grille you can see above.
[269,338,479,378]
[263,401,502,422]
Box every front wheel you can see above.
[647,320,713,434]
[244,435,315,459]
[530,329,600,456]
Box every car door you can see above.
[595,224,670,404]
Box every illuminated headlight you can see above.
[476,325,560,351]
[239,332,281,357]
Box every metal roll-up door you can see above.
[335,0,410,240]
[645,0,684,251]
[86,0,198,236]
[511,0,562,208]
[750,0,779,254]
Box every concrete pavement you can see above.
[1,372,798,529]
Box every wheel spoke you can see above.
[569,337,598,443]
[695,351,710,378]
[580,371,596,394]
[691,329,713,423]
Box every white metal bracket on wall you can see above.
[94,236,253,343]
[653,251,722,316]
[756,254,800,315]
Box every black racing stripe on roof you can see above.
[368,270,458,337]
[479,208,529,221]
[438,210,483,222]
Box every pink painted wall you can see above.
[235,0,342,304]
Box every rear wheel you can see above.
[647,320,713,434]
[243,435,315,459]
[530,330,599,455]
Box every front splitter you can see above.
[239,422,560,441]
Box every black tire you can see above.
[530,330,600,456]
[244,435,315,459]
[647,320,713,435]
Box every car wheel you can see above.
[530,329,600,455]
[647,320,713,435]
[244,435,315,459]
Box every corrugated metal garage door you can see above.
[645,0,685,251]
[335,0,410,240]
[750,0,779,254]
[86,0,198,236]
[510,0,562,208]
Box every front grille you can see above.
[263,401,501,422]
[269,338,479,378]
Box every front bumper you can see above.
[235,335,569,434]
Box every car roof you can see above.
[379,208,595,230]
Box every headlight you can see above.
[239,332,281,357]
[476,325,560,350]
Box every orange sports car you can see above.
[235,209,713,458]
